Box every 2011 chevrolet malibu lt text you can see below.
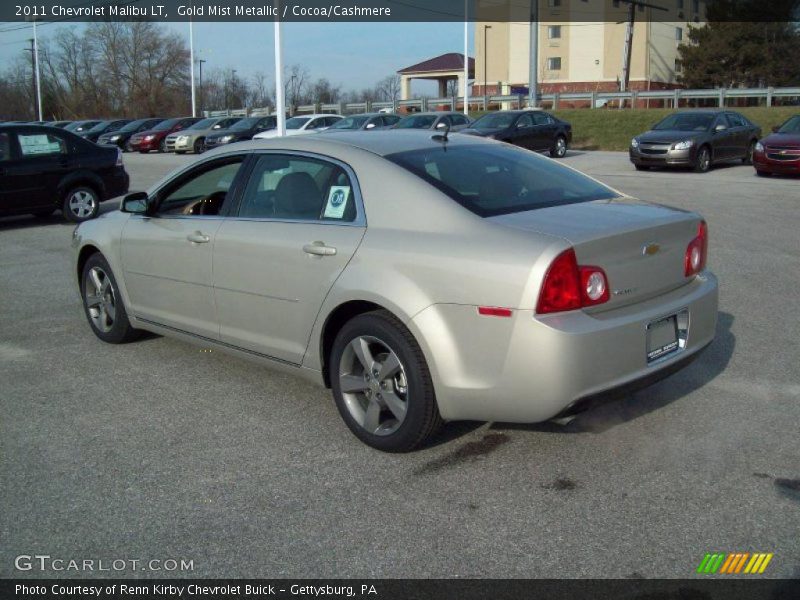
[72,131,718,452]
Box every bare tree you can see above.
[376,74,401,102]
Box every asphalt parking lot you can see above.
[1,149,798,579]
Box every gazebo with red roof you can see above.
[397,53,475,100]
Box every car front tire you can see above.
[330,310,442,452]
[194,138,205,154]
[63,186,100,222]
[634,164,650,171]
[694,146,712,173]
[756,170,772,177]
[743,140,756,165]
[81,253,141,344]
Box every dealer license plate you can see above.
[647,315,679,363]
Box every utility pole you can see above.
[197,59,206,115]
[483,25,491,98]
[619,0,667,100]
[463,0,469,115]
[528,0,538,108]
[189,18,196,116]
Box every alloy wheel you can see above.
[85,266,116,333]
[554,137,567,157]
[69,190,97,219]
[338,336,409,436]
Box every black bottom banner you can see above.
[2,579,800,600]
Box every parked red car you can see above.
[754,115,800,176]
[127,117,201,153]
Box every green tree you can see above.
[678,21,800,88]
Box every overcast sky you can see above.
[0,21,475,96]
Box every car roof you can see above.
[206,129,492,158]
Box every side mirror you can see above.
[436,122,447,129]
[714,124,727,132]
[365,123,376,130]
[772,125,780,133]
[121,192,151,215]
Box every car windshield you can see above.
[285,117,311,130]
[229,117,259,130]
[86,121,112,133]
[187,118,216,130]
[395,115,438,129]
[119,119,153,132]
[471,113,517,130]
[65,121,99,131]
[653,113,715,132]
[152,118,181,131]
[777,115,800,134]
[329,116,369,130]
[386,143,618,218]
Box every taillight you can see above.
[684,221,708,277]
[536,248,610,314]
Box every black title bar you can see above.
[4,0,800,23]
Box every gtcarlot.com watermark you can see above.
[14,554,194,573]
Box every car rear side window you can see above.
[18,132,67,157]
[386,143,618,217]
[238,154,357,222]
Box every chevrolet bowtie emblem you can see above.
[642,243,661,256]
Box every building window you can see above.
[675,27,683,41]
[612,0,620,6]
[693,0,699,12]
[675,59,683,73]
[677,0,684,8]
[548,25,561,39]
[548,57,562,71]
[548,0,561,7]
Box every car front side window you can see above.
[157,159,244,217]
[238,154,356,222]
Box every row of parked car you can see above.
[1,107,796,226]
[3,110,574,158]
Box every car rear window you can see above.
[386,143,618,217]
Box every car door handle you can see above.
[187,232,211,244]
[303,242,337,256]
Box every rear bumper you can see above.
[103,167,129,200]
[412,272,718,423]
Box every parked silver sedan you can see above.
[394,111,472,132]
[165,116,242,154]
[72,131,718,451]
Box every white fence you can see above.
[206,86,800,117]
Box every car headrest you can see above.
[479,170,521,206]
[274,172,321,219]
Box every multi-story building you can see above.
[475,0,706,100]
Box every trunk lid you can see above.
[490,198,702,311]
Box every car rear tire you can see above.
[81,253,141,344]
[694,146,712,173]
[194,138,205,154]
[330,310,442,452]
[550,135,568,158]
[158,139,166,153]
[743,141,756,165]
[63,186,100,223]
